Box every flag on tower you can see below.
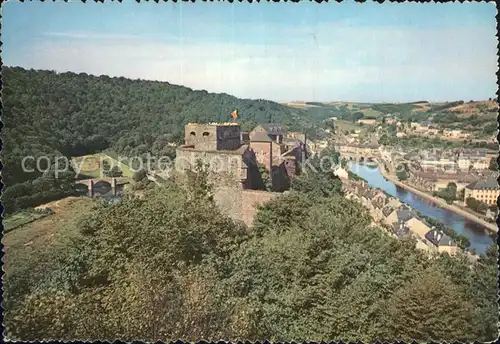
[231,109,238,121]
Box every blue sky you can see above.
[3,1,498,102]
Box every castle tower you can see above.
[185,123,241,151]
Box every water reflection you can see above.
[348,162,494,254]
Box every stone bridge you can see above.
[334,143,380,163]
[339,153,377,162]
[75,177,129,197]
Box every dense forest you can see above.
[1,66,328,212]
[3,159,497,342]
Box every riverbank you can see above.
[379,168,498,233]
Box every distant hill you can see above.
[445,100,499,116]
[283,99,497,124]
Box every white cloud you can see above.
[9,24,498,102]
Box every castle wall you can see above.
[213,187,280,227]
[175,147,247,183]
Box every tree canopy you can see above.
[3,164,497,342]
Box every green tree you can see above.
[396,169,408,181]
[384,267,476,342]
[466,197,488,214]
[434,182,457,204]
[257,163,271,191]
[132,168,148,182]
[291,148,342,198]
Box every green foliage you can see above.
[3,208,54,233]
[396,168,409,181]
[257,163,272,191]
[383,267,476,342]
[4,177,497,341]
[290,148,342,198]
[466,197,489,215]
[371,102,420,115]
[433,182,457,204]
[3,68,498,342]
[1,164,77,213]
[132,169,148,183]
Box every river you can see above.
[348,162,494,254]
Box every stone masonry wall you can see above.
[213,186,280,227]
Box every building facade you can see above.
[248,124,307,181]
[464,174,500,205]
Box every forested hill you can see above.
[1,66,318,186]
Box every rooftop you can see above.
[425,229,455,247]
[382,205,394,217]
[187,122,240,126]
[260,123,287,135]
[392,223,411,238]
[466,173,499,190]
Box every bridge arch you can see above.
[75,178,119,197]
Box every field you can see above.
[71,153,135,178]
[446,100,498,116]
[3,197,96,314]
[359,108,384,118]
[335,119,367,133]
[3,210,52,233]
[3,197,95,279]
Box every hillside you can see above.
[0,66,326,213]
[0,67,319,184]
[446,100,499,116]
[283,99,497,128]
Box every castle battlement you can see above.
[185,122,242,151]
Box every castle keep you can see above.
[184,122,242,151]
[175,121,308,226]
[176,122,256,188]
[176,122,307,190]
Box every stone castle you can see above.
[175,122,307,226]
[175,122,307,191]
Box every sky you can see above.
[3,0,498,103]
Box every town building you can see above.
[443,129,470,139]
[464,173,500,205]
[409,170,479,192]
[176,122,303,227]
[424,229,458,256]
[357,118,377,125]
[457,150,490,171]
[177,122,307,192]
[248,124,307,187]
[342,179,459,256]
